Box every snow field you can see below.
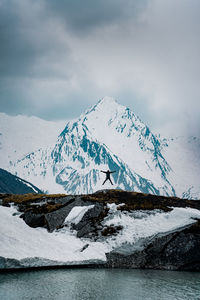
[0,205,107,262]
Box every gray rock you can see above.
[23,212,45,228]
[48,195,76,205]
[76,223,96,238]
[12,211,21,216]
[0,256,22,269]
[73,202,104,238]
[2,202,10,207]
[148,231,200,271]
[80,244,89,252]
[105,222,200,271]
[45,197,93,232]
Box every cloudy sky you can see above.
[0,0,200,136]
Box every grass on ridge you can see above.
[1,193,67,204]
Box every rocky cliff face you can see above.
[1,190,200,271]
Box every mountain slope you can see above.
[161,136,200,199]
[0,112,65,169]
[71,97,172,185]
[11,129,163,195]
[51,128,164,194]
[0,168,43,194]
[6,97,175,195]
[47,97,174,195]
[1,97,199,198]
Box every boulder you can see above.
[73,202,105,238]
[45,197,93,232]
[105,221,200,271]
[22,212,45,228]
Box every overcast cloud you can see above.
[0,0,200,136]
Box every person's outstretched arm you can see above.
[101,170,106,173]
[110,171,116,173]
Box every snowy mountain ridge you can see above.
[0,97,199,198]
[0,112,66,169]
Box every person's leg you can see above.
[109,178,113,185]
[102,178,107,185]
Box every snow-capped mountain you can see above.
[0,97,199,198]
[0,112,66,169]
[161,136,200,200]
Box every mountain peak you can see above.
[83,96,122,119]
[98,96,118,105]
[96,96,119,109]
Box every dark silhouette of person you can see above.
[101,170,116,185]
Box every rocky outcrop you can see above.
[73,202,105,238]
[1,190,200,271]
[45,196,96,232]
[22,212,45,228]
[105,221,200,271]
[15,194,107,233]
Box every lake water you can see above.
[0,268,200,300]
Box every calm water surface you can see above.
[0,268,200,300]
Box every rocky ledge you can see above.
[0,190,200,271]
[105,220,200,271]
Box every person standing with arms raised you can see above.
[101,170,116,185]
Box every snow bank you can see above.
[103,204,200,250]
[0,206,107,263]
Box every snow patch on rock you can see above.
[64,205,95,225]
